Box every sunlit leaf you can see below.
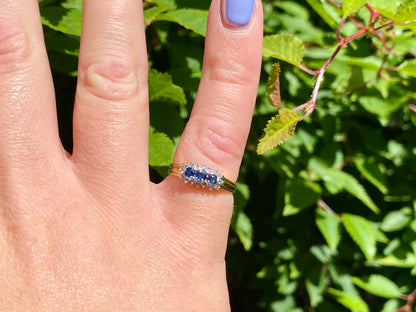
[319,169,380,214]
[305,0,339,29]
[328,288,370,312]
[267,63,281,108]
[156,9,208,37]
[316,208,342,250]
[395,6,416,23]
[234,212,253,251]
[342,0,367,16]
[354,157,388,194]
[352,275,402,298]
[263,34,305,66]
[148,69,186,105]
[149,128,174,167]
[41,4,82,37]
[398,59,416,77]
[381,210,412,232]
[283,179,322,216]
[144,6,167,25]
[343,213,388,260]
[257,108,300,154]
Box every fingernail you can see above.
[224,0,255,27]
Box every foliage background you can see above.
[39,0,416,311]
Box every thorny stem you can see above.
[297,3,396,119]
[397,289,416,312]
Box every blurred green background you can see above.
[40,0,416,310]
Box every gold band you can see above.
[169,163,236,193]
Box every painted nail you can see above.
[225,0,255,26]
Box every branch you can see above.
[397,290,416,312]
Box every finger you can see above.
[173,0,262,182]
[0,1,62,173]
[158,0,263,253]
[72,0,149,198]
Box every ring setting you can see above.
[169,163,236,193]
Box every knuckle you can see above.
[195,115,244,165]
[0,21,31,74]
[78,56,145,102]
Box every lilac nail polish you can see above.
[226,0,255,26]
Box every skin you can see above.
[0,0,263,311]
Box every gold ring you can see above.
[169,163,236,193]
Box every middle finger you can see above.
[71,0,150,200]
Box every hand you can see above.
[0,0,263,310]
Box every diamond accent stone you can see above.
[179,163,224,190]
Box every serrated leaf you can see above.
[148,69,186,105]
[343,213,388,261]
[40,4,82,37]
[156,9,208,37]
[149,128,174,167]
[342,0,367,16]
[352,275,401,298]
[328,288,369,312]
[319,169,380,214]
[354,157,388,194]
[283,179,322,216]
[381,210,412,232]
[257,109,300,154]
[263,34,305,66]
[144,6,167,25]
[316,208,342,250]
[267,63,281,108]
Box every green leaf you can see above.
[342,0,367,16]
[267,63,281,108]
[369,0,401,18]
[319,169,380,214]
[283,179,322,216]
[156,9,208,37]
[146,0,177,9]
[40,2,82,37]
[354,157,388,194]
[305,0,339,29]
[316,208,342,250]
[398,59,416,77]
[381,210,412,232]
[234,212,253,251]
[358,96,408,118]
[352,275,402,298]
[263,34,305,66]
[144,6,167,25]
[257,108,301,154]
[328,288,370,312]
[395,6,416,23]
[378,253,416,268]
[148,69,186,105]
[149,128,174,167]
[343,213,388,260]
[305,268,326,307]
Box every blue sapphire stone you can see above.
[207,174,218,185]
[196,170,207,182]
[184,167,195,178]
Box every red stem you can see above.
[397,290,416,312]
[295,3,395,119]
